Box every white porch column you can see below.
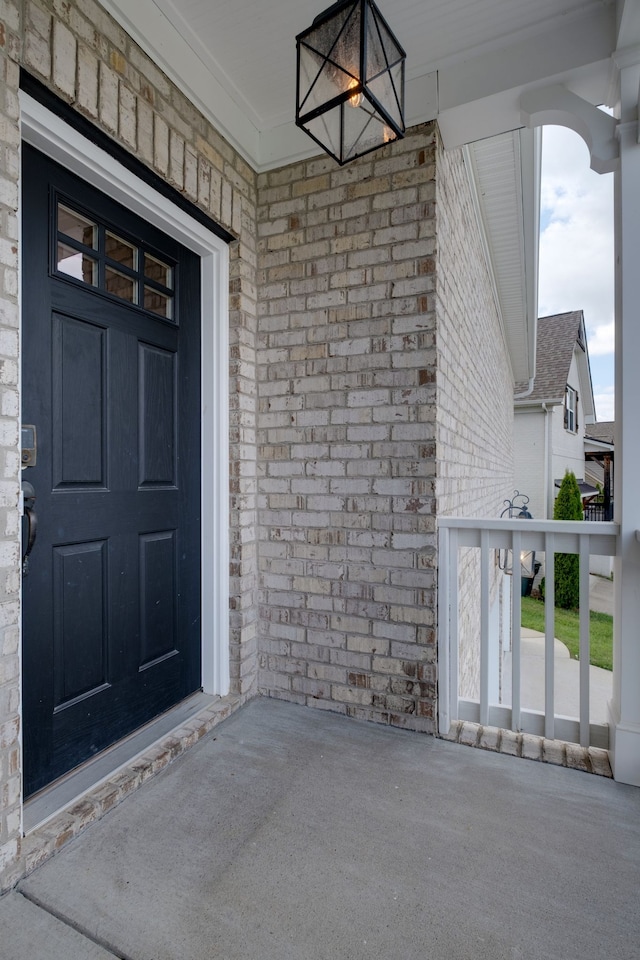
[611,53,640,786]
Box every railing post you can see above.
[579,535,591,747]
[612,74,640,784]
[511,529,522,731]
[438,524,460,736]
[479,530,490,725]
[544,533,555,740]
[437,524,450,735]
[449,528,459,730]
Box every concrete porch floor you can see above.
[2,697,639,960]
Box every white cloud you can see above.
[539,126,614,341]
[587,322,615,357]
[538,125,615,419]
[593,386,615,422]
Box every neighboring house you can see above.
[0,0,638,895]
[584,420,615,515]
[513,311,596,521]
[585,421,615,576]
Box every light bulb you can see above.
[347,78,363,108]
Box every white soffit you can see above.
[465,128,540,384]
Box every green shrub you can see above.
[553,470,583,609]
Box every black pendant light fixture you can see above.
[296,0,406,165]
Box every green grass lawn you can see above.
[521,596,613,671]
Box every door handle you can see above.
[22,481,37,577]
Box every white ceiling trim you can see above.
[98,0,261,165]
[152,0,265,131]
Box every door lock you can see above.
[21,424,37,468]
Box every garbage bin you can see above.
[521,560,541,597]
[521,575,533,597]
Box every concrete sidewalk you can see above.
[589,573,614,616]
[503,630,612,724]
[500,574,615,723]
[2,698,639,960]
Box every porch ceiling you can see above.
[98,0,619,171]
[94,0,624,387]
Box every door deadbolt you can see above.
[21,424,37,468]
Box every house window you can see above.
[565,385,578,433]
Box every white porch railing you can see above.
[438,517,618,749]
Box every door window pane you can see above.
[144,253,172,288]
[106,232,137,271]
[106,266,137,304]
[144,287,172,319]
[57,243,98,286]
[58,204,97,248]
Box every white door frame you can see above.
[19,91,230,699]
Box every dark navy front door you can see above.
[22,145,202,797]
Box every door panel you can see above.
[138,343,177,486]
[139,530,178,666]
[52,313,107,488]
[22,145,202,797]
[53,539,109,708]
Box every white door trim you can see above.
[19,91,230,699]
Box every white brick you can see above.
[53,19,76,97]
[169,130,185,189]
[77,44,99,117]
[25,29,51,79]
[118,83,137,149]
[99,61,118,133]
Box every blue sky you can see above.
[538,125,614,421]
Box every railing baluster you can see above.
[544,533,555,740]
[449,527,459,729]
[511,529,522,731]
[437,525,451,734]
[480,530,490,725]
[579,536,591,747]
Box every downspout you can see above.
[514,378,534,400]
[542,402,552,518]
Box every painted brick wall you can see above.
[0,0,261,892]
[255,129,515,722]
[255,126,439,731]
[434,137,515,700]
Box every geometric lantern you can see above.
[296,0,406,165]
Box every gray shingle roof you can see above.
[585,421,614,444]
[515,310,584,401]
